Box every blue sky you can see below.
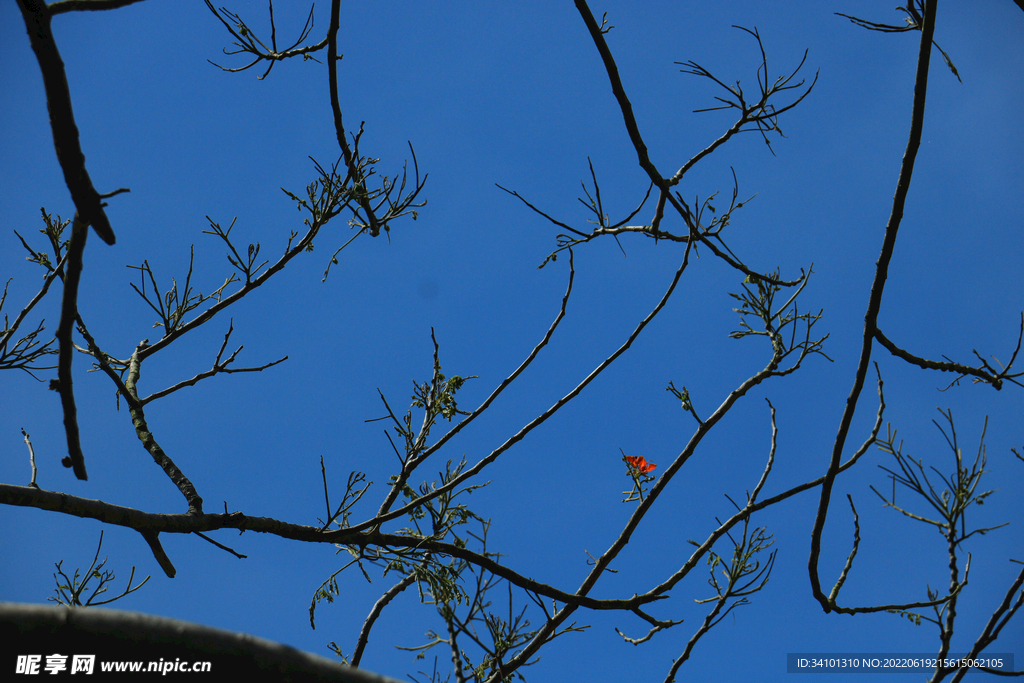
[2,1,1022,680]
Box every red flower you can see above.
[623,454,656,475]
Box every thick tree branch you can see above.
[0,483,660,612]
[53,213,88,480]
[574,0,659,181]
[140,530,176,578]
[1,602,405,683]
[808,0,938,611]
[16,0,117,245]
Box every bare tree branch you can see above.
[351,574,417,667]
[0,254,67,373]
[572,0,808,289]
[204,1,327,80]
[48,0,148,15]
[0,483,664,612]
[351,244,688,534]
[1,602,407,683]
[874,320,1023,390]
[4,4,1019,681]
[809,0,939,613]
[53,213,89,480]
[16,0,119,244]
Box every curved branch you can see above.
[957,563,1024,678]
[327,0,379,236]
[808,0,938,612]
[124,343,204,513]
[573,0,806,289]
[371,252,575,521]
[874,320,1023,390]
[1,602,405,683]
[353,245,689,534]
[351,573,417,667]
[497,365,884,682]
[573,0,658,181]
[0,484,663,612]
